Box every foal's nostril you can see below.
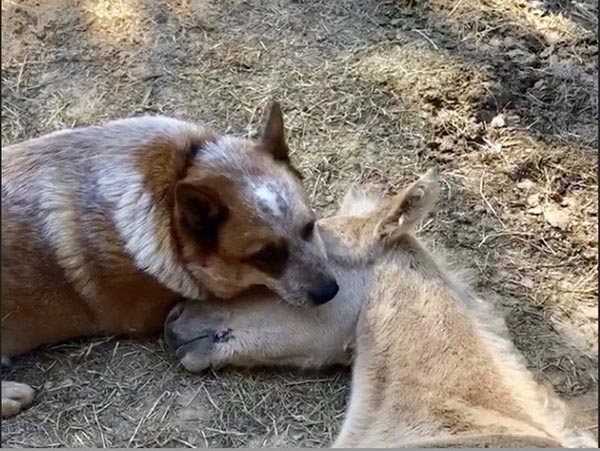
[164,303,187,352]
[165,301,185,325]
[308,279,339,305]
[164,326,189,353]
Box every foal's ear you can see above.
[374,168,438,240]
[338,184,386,217]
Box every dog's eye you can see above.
[248,243,289,275]
[250,243,289,266]
[301,221,315,240]
[252,245,276,262]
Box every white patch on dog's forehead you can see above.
[201,137,303,221]
[251,182,289,218]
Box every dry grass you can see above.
[1,0,597,447]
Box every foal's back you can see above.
[333,171,592,448]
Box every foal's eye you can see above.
[301,221,315,240]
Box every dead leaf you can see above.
[520,277,535,289]
[490,113,506,128]
[543,205,570,230]
[543,31,562,46]
[517,179,535,190]
[439,135,454,152]
[527,193,541,207]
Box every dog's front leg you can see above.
[2,380,35,418]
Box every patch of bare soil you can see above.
[2,0,597,447]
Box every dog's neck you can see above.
[112,132,213,301]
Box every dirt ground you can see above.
[1,0,598,447]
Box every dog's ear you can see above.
[175,179,229,252]
[260,101,291,163]
[374,168,438,240]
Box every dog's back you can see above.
[1,117,214,356]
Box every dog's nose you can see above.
[308,279,339,305]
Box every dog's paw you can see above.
[2,381,35,418]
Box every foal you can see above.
[166,169,593,448]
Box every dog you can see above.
[165,170,594,448]
[1,101,338,418]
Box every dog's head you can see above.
[174,102,338,307]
